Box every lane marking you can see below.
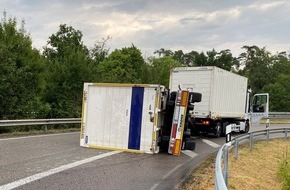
[0,151,120,190]
[202,139,220,148]
[0,132,79,141]
[150,163,184,190]
[182,150,198,158]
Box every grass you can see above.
[179,139,290,190]
[177,154,216,190]
[228,140,285,190]
[278,147,290,190]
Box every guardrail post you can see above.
[235,139,239,159]
[285,128,288,140]
[250,133,253,151]
[266,130,269,143]
[226,124,232,143]
[223,145,229,187]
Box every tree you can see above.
[97,45,145,83]
[154,48,173,57]
[183,50,200,66]
[43,24,87,61]
[155,48,237,70]
[238,46,275,93]
[214,49,239,71]
[90,35,111,64]
[0,12,48,119]
[146,56,182,88]
[263,74,290,111]
[43,24,95,118]
[173,50,185,65]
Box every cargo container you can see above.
[80,83,165,154]
[80,83,202,155]
[169,66,269,137]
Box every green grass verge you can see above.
[278,151,290,190]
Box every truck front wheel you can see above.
[244,123,250,133]
[214,122,222,138]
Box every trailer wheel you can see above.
[214,122,222,138]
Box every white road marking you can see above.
[0,151,120,190]
[182,150,198,158]
[0,132,79,141]
[150,163,184,190]
[202,139,220,148]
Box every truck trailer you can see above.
[80,83,201,155]
[169,66,269,137]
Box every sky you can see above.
[1,0,290,58]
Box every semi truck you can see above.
[169,66,269,137]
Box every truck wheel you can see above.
[183,138,196,150]
[214,122,222,138]
[244,123,250,133]
[221,122,229,137]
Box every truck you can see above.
[169,66,269,137]
[80,83,201,155]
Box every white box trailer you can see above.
[169,66,269,137]
[170,66,248,119]
[80,83,165,154]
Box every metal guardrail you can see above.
[215,128,290,190]
[0,118,81,127]
[0,112,287,127]
[269,112,290,118]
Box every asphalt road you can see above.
[0,123,289,190]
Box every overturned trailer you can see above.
[80,83,201,155]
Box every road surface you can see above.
[0,123,288,190]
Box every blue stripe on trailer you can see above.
[128,87,144,150]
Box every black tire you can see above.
[188,92,202,103]
[221,122,229,137]
[240,120,250,134]
[214,122,222,138]
[244,123,250,133]
[183,139,196,150]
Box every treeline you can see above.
[1,14,290,120]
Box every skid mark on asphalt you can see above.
[0,151,120,190]
[202,139,220,148]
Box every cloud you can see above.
[1,0,290,57]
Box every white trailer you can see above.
[169,66,269,137]
[80,83,200,155]
[80,83,165,154]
